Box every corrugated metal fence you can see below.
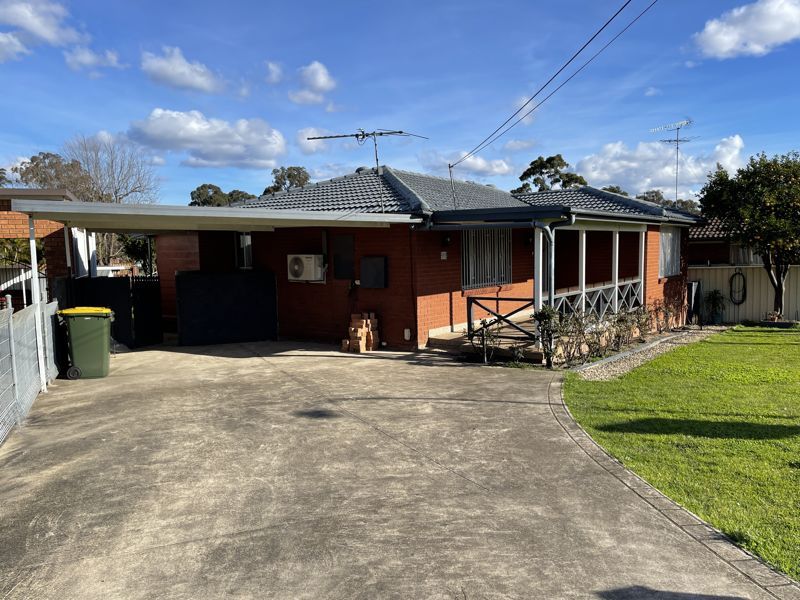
[0,301,59,446]
[688,265,800,322]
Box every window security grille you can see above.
[461,228,512,290]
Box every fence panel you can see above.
[0,310,15,444]
[688,265,799,322]
[12,305,42,421]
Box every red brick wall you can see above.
[250,225,417,348]
[155,232,200,327]
[414,229,535,348]
[0,199,69,277]
[644,225,689,323]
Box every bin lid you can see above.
[58,306,113,316]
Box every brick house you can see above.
[12,168,699,349]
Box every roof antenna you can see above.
[306,129,428,213]
[448,163,458,210]
[650,118,697,203]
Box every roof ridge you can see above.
[238,167,381,206]
[582,186,666,216]
[381,167,432,214]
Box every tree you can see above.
[0,167,9,187]
[190,184,230,207]
[637,189,701,215]
[511,154,587,194]
[227,189,256,204]
[264,166,310,195]
[12,152,96,198]
[700,152,800,316]
[601,185,628,196]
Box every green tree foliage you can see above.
[120,234,155,274]
[227,189,257,204]
[263,166,310,195]
[0,167,9,187]
[601,185,628,196]
[189,184,230,206]
[12,152,96,198]
[636,189,700,215]
[700,152,800,316]
[511,154,587,194]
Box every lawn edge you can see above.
[549,375,800,598]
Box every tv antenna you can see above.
[650,118,695,203]
[306,129,428,212]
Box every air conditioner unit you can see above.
[287,254,325,282]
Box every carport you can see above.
[10,198,422,349]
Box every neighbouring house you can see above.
[153,166,699,348]
[688,217,799,322]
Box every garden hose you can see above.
[729,270,746,306]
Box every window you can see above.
[461,228,512,290]
[236,232,252,269]
[659,226,681,277]
[332,234,355,279]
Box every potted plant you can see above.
[704,289,726,325]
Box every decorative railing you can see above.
[546,279,642,319]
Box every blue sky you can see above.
[2,0,800,204]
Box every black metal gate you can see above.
[70,275,162,348]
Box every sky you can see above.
[2,0,800,205]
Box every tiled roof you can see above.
[238,167,416,214]
[688,216,727,240]
[389,169,527,212]
[236,168,700,224]
[514,186,699,223]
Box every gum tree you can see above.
[700,152,800,317]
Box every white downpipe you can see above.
[534,229,543,310]
[28,217,47,392]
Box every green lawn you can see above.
[564,327,800,581]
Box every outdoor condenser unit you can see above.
[287,254,325,282]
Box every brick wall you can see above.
[413,229,535,348]
[644,224,689,323]
[0,199,69,277]
[155,232,200,328]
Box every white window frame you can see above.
[659,226,681,277]
[236,232,253,270]
[461,228,512,290]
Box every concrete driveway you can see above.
[0,343,790,599]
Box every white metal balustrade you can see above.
[547,278,643,318]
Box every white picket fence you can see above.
[0,301,59,445]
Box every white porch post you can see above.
[63,226,72,275]
[534,228,543,310]
[611,230,620,313]
[578,228,586,313]
[28,217,47,392]
[638,230,646,305]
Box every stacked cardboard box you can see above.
[341,312,380,353]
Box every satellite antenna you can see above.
[306,129,428,212]
[650,118,696,203]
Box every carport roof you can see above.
[10,198,422,233]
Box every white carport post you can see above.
[63,226,72,274]
[28,217,47,392]
[534,228,543,310]
[611,230,620,313]
[578,228,586,313]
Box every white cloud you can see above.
[325,101,342,113]
[237,80,251,98]
[141,46,222,93]
[128,108,286,169]
[288,89,324,105]
[0,30,26,61]
[309,163,357,180]
[296,127,329,154]
[0,0,83,45]
[64,46,123,72]
[289,60,336,105]
[419,151,513,177]
[503,139,534,152]
[576,134,746,196]
[265,60,282,84]
[644,86,662,97]
[694,0,800,58]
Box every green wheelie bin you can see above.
[59,307,113,379]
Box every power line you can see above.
[451,0,635,169]
[460,0,660,160]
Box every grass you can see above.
[564,327,800,580]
